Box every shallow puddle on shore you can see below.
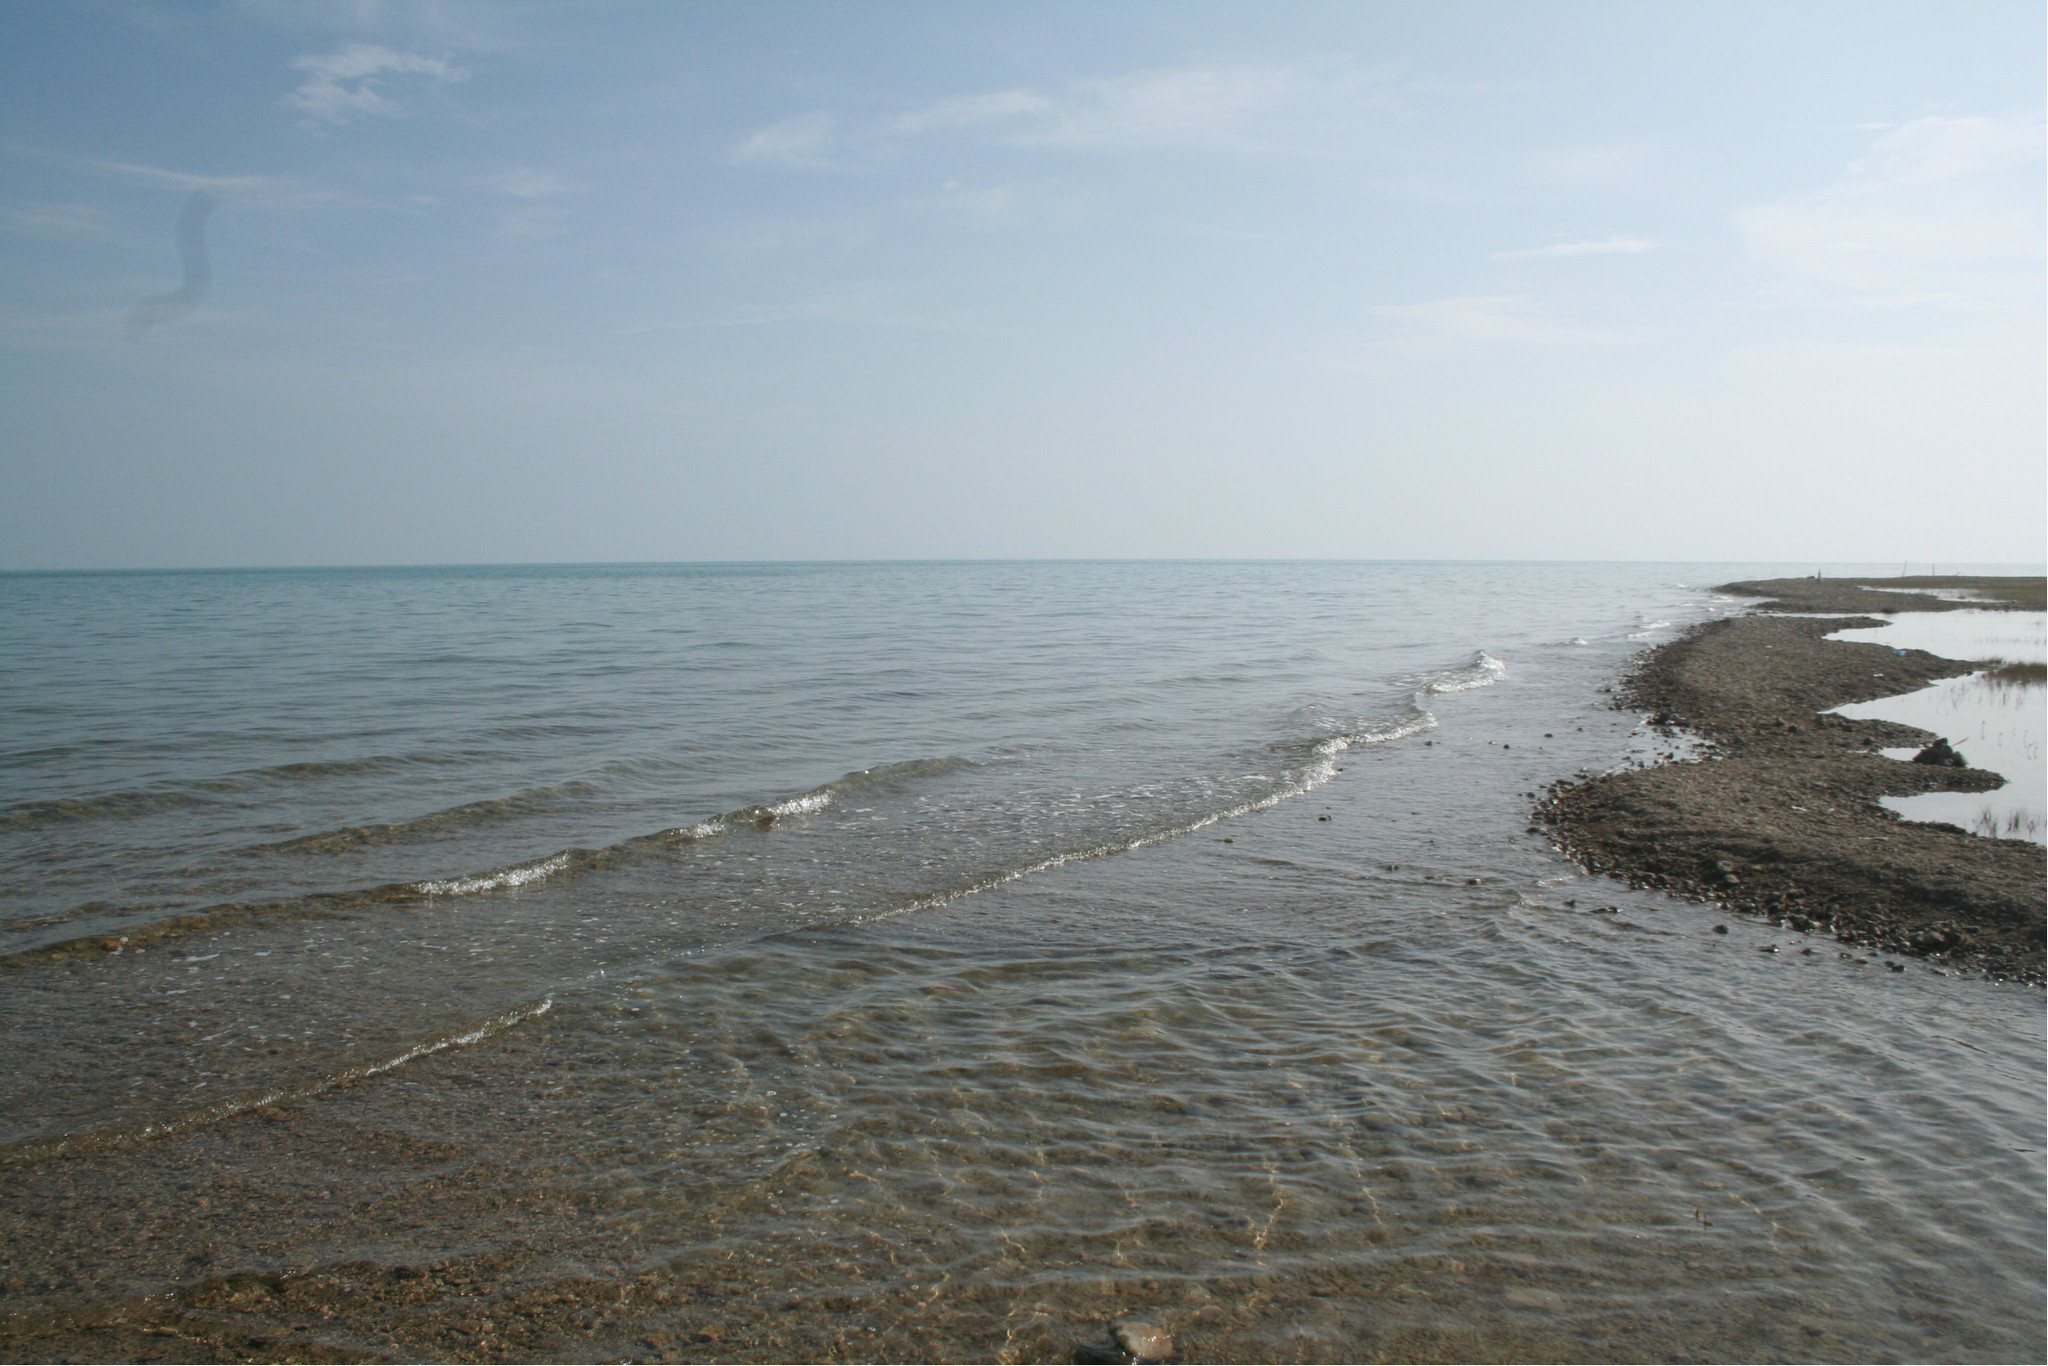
[1827,610,2047,666]
[1858,677,2045,842]
[1825,613,2046,843]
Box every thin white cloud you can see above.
[497,205,569,239]
[235,0,521,52]
[0,201,126,244]
[1371,295,1641,348]
[1737,114,2043,303]
[731,112,840,168]
[81,159,293,195]
[1520,143,1644,187]
[1492,235,1654,260]
[489,167,577,199]
[898,66,1326,151]
[286,42,466,125]
[732,62,1397,168]
[58,156,331,213]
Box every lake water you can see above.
[1,562,2040,1362]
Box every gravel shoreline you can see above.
[1535,577,2046,984]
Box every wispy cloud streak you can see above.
[1492,236,1653,260]
[287,43,465,125]
[732,62,1398,167]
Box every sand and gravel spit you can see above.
[1536,576,2046,984]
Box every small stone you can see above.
[1113,1319,1174,1363]
[1759,944,1777,953]
[1711,924,1728,934]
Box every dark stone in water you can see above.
[1911,737,1967,768]
[1712,924,1728,934]
[1075,1318,1176,1364]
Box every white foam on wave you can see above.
[1416,651,1508,694]
[362,996,554,1076]
[1626,621,1675,640]
[829,710,1439,932]
[414,852,573,897]
[767,789,834,818]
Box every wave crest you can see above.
[1416,651,1508,694]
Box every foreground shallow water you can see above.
[1,563,2041,1363]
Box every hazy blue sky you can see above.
[2,1,2041,569]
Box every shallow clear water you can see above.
[0,563,2040,1362]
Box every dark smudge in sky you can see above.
[128,190,215,333]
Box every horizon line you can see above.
[5,557,2045,578]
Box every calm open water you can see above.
[0,562,2040,1363]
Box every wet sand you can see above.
[1537,577,2047,984]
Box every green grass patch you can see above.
[1980,660,2047,685]
[1884,576,2046,609]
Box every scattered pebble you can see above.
[1113,1318,1174,1363]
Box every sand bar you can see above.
[1536,576,2047,983]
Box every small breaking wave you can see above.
[415,852,576,897]
[675,757,980,834]
[0,995,554,1168]
[5,758,978,960]
[818,709,1438,933]
[262,781,602,854]
[2,753,470,830]
[1415,651,1509,695]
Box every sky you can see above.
[0,0,2041,570]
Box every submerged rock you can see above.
[1113,1318,1174,1362]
